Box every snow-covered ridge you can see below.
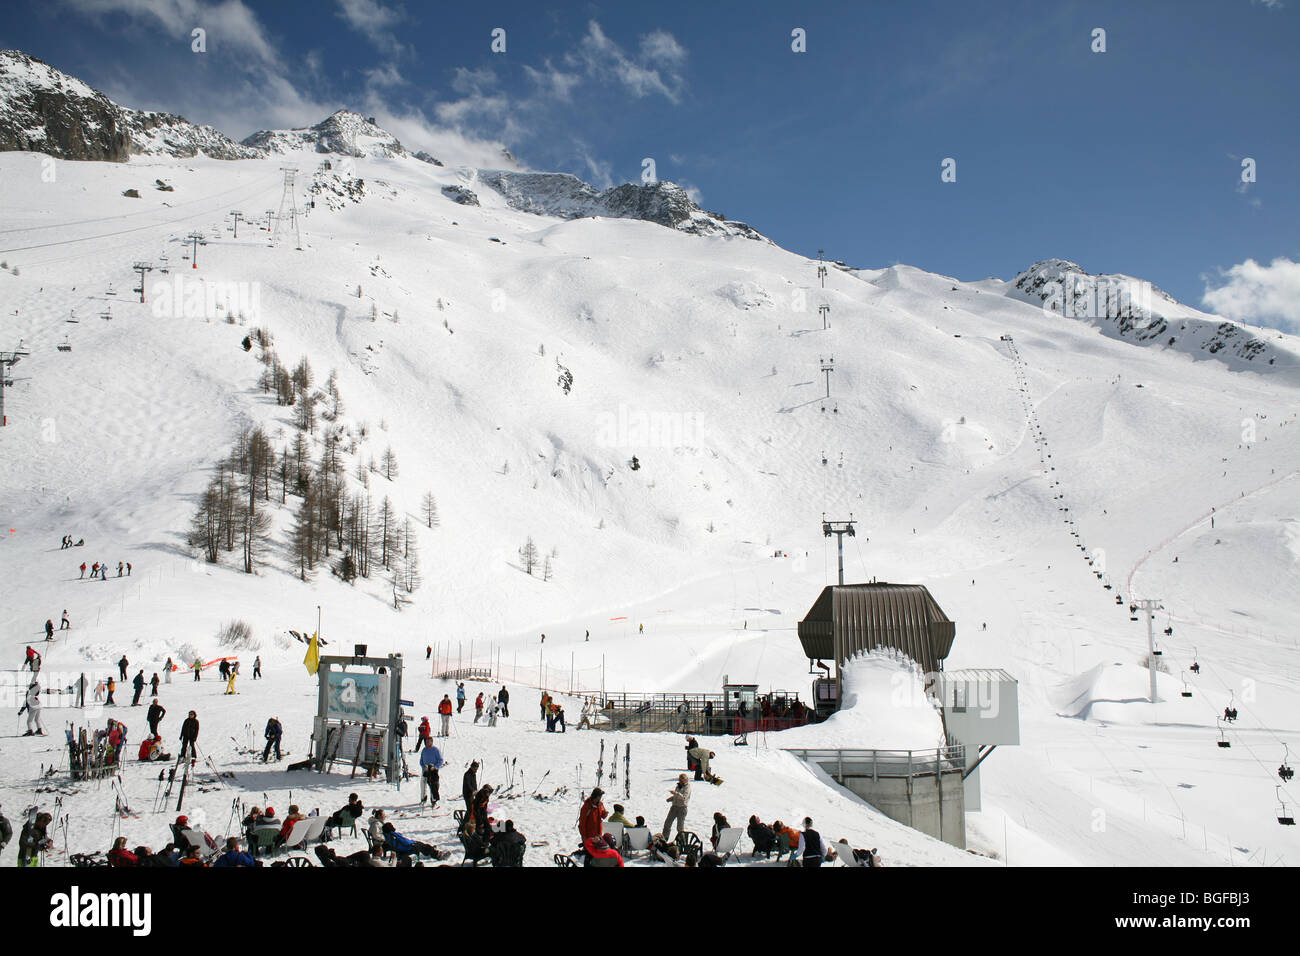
[242,110,410,161]
[1007,258,1282,368]
[477,170,769,241]
[0,50,257,161]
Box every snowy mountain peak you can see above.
[1007,258,1283,369]
[0,49,258,161]
[242,109,408,159]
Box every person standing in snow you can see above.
[76,673,87,708]
[414,716,431,752]
[126,562,131,576]
[164,657,173,684]
[225,667,238,695]
[60,610,70,630]
[473,692,484,723]
[218,660,230,681]
[105,677,116,706]
[79,563,86,578]
[131,670,146,706]
[117,562,123,577]
[91,562,99,579]
[437,695,453,737]
[192,658,202,682]
[22,680,45,736]
[149,672,159,696]
[17,810,52,867]
[662,774,690,840]
[486,695,499,727]
[419,740,445,806]
[796,817,824,868]
[497,686,510,717]
[462,760,478,814]
[456,682,466,714]
[147,698,166,736]
[22,646,38,672]
[579,787,611,849]
[252,655,261,680]
[118,655,129,681]
[262,717,283,762]
[178,710,199,762]
[426,645,431,660]
[44,619,54,641]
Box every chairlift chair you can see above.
[1216,717,1231,748]
[1180,680,1192,699]
[1277,787,1295,826]
[1279,745,1294,782]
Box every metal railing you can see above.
[433,666,494,682]
[601,691,819,736]
[786,746,966,782]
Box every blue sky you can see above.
[3,0,1298,328]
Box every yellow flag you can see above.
[304,632,320,676]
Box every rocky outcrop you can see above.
[242,110,405,159]
[441,184,479,205]
[479,170,766,240]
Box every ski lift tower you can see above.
[816,249,828,288]
[822,515,856,586]
[1135,597,1164,703]
[132,262,153,303]
[186,232,203,269]
[0,346,30,426]
[274,168,302,249]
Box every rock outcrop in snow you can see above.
[0,50,259,161]
[1008,258,1279,367]
[478,170,768,240]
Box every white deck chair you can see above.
[834,840,864,866]
[713,827,743,863]
[623,827,651,853]
[278,818,312,853]
[604,820,625,849]
[303,815,327,845]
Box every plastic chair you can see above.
[285,856,312,867]
[603,820,625,848]
[553,852,578,867]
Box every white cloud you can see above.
[69,0,278,64]
[564,20,688,104]
[335,0,406,55]
[1202,257,1300,333]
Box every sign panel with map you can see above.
[325,671,389,724]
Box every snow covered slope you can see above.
[1,60,1299,867]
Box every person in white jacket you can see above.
[23,681,45,736]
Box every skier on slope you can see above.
[131,670,145,706]
[497,686,510,717]
[21,680,45,736]
[178,710,199,761]
[44,619,54,642]
[149,672,159,695]
[419,739,445,806]
[60,610,69,630]
[22,646,38,672]
[473,692,484,723]
[414,716,431,752]
[486,695,499,727]
[456,682,466,714]
[117,655,128,681]
[262,716,283,762]
[437,695,453,737]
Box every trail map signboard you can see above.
[325,671,389,723]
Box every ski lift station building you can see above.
[794,583,1020,846]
